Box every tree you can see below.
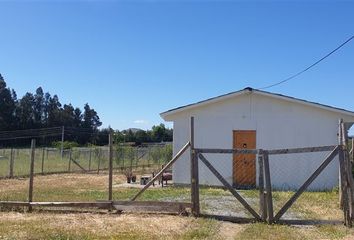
[82,103,102,130]
[16,92,35,129]
[135,130,149,143]
[73,108,82,128]
[43,92,51,126]
[0,73,103,146]
[60,104,76,127]
[47,94,62,127]
[0,74,16,130]
[33,87,44,127]
[151,124,167,142]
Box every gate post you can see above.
[258,150,267,222]
[339,145,351,226]
[190,117,200,216]
[263,150,274,224]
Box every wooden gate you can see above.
[189,117,353,226]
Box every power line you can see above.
[0,133,62,141]
[0,127,61,135]
[258,35,354,90]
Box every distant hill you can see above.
[124,128,143,133]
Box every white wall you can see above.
[170,92,354,190]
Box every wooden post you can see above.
[339,119,344,209]
[9,148,14,178]
[108,132,113,202]
[339,146,351,226]
[97,149,101,174]
[28,139,36,212]
[89,148,92,171]
[190,117,200,216]
[152,172,155,187]
[41,147,45,174]
[68,149,72,172]
[258,150,267,222]
[130,149,133,173]
[122,147,125,170]
[351,138,354,162]
[60,126,64,160]
[263,151,274,224]
[341,121,354,223]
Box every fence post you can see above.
[60,126,64,160]
[258,150,267,222]
[41,147,45,175]
[108,132,113,202]
[9,148,14,178]
[122,147,125,171]
[68,149,72,172]
[190,117,200,216]
[351,137,354,162]
[263,150,274,224]
[130,149,133,173]
[97,149,101,174]
[339,119,344,209]
[89,148,92,171]
[341,121,354,223]
[28,139,36,212]
[339,146,351,226]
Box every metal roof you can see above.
[160,87,354,120]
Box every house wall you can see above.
[170,92,354,190]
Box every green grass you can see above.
[235,223,306,240]
[181,219,220,240]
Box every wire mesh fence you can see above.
[268,150,340,222]
[0,138,351,226]
[197,152,260,220]
[193,145,348,224]
[0,144,172,178]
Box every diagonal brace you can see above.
[131,142,190,201]
[198,153,261,220]
[273,146,339,222]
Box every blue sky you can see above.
[1,1,354,130]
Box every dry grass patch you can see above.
[0,212,198,240]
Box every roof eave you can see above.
[160,88,354,121]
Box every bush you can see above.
[52,141,79,149]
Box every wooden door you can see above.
[233,130,256,188]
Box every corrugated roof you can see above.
[160,87,354,119]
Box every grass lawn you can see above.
[0,173,353,240]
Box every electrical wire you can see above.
[0,126,108,141]
[258,35,354,90]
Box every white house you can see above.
[160,87,354,190]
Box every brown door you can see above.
[233,130,256,188]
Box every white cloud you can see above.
[133,119,149,124]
